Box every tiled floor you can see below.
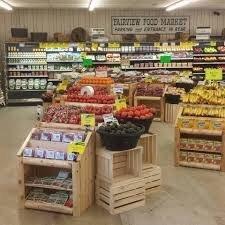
[0,106,225,225]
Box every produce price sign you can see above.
[67,142,86,154]
[205,68,222,81]
[108,42,120,48]
[113,84,124,94]
[134,42,141,47]
[81,114,95,127]
[112,16,190,34]
[160,54,171,63]
[115,99,127,111]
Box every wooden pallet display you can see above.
[142,164,161,195]
[17,124,95,216]
[165,103,180,124]
[175,106,225,171]
[95,177,145,215]
[138,133,157,164]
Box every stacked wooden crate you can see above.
[138,133,162,195]
[95,146,146,215]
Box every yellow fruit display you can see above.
[183,106,225,118]
[182,83,225,105]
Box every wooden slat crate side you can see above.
[165,104,180,124]
[95,177,146,215]
[138,134,157,164]
[96,147,143,183]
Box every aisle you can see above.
[122,123,225,225]
[1,107,225,225]
[0,107,121,225]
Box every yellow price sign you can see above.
[154,42,160,47]
[115,99,127,111]
[81,114,95,127]
[205,68,222,81]
[134,42,141,48]
[92,42,98,50]
[108,42,120,48]
[210,41,217,47]
[67,141,86,154]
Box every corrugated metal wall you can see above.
[0,8,224,42]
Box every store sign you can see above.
[205,68,223,81]
[112,16,190,34]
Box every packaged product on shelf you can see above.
[51,132,63,142]
[204,141,214,152]
[204,154,214,164]
[180,138,188,149]
[188,139,196,150]
[9,79,15,90]
[34,148,45,158]
[214,155,222,165]
[40,131,52,141]
[45,150,55,159]
[214,141,222,152]
[195,153,205,163]
[180,151,188,161]
[16,79,22,89]
[187,152,196,162]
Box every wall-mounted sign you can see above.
[112,16,190,34]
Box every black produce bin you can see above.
[97,126,144,151]
[165,93,181,104]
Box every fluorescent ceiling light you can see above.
[89,0,95,11]
[166,0,193,11]
[0,0,12,10]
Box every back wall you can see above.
[0,8,224,43]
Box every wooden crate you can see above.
[142,164,161,195]
[165,103,180,124]
[138,133,157,164]
[96,146,143,183]
[134,96,165,122]
[17,125,95,216]
[96,177,145,215]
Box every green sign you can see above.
[82,58,93,68]
[160,54,171,63]
[205,68,223,80]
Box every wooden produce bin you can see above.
[96,146,143,183]
[165,103,180,124]
[95,145,146,215]
[96,177,145,215]
[142,164,161,195]
[17,125,95,216]
[175,106,225,171]
[138,133,157,165]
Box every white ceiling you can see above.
[5,0,225,9]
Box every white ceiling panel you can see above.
[4,0,225,9]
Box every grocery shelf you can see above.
[193,62,225,65]
[8,63,47,65]
[22,157,72,169]
[47,61,82,63]
[93,62,121,65]
[129,58,193,61]
[25,200,73,215]
[180,128,222,136]
[8,70,48,72]
[8,76,48,78]
[179,161,220,171]
[25,183,72,192]
[64,101,114,107]
[7,98,43,106]
[48,79,61,82]
[48,70,73,72]
[194,54,225,56]
[8,89,46,92]
[180,148,221,154]
[122,66,193,70]
[7,57,46,59]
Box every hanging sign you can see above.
[205,68,223,81]
[108,42,120,48]
[112,16,190,34]
[134,42,141,47]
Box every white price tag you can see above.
[103,114,119,125]
[45,150,55,159]
[51,133,62,142]
[23,148,33,157]
[113,84,124,94]
[55,151,65,160]
[34,149,45,158]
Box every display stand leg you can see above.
[174,127,180,167]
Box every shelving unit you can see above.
[175,106,225,171]
[17,124,95,216]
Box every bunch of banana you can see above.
[182,106,225,118]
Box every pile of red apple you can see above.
[136,84,164,97]
[42,105,114,125]
[114,105,156,121]
[67,85,109,95]
[67,94,115,104]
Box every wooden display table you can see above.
[17,123,95,216]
